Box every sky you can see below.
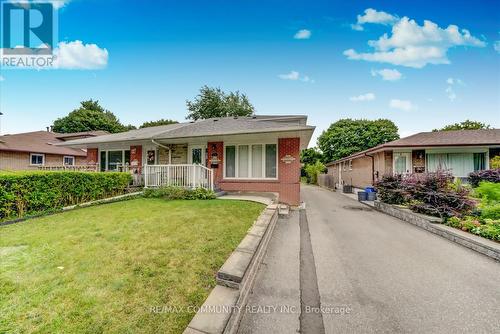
[0,0,499,146]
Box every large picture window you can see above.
[99,150,131,171]
[225,143,277,179]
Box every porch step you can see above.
[215,190,227,197]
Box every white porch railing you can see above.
[144,164,214,190]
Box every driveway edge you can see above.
[374,201,500,262]
[184,203,279,334]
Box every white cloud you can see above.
[370,68,402,81]
[345,15,486,68]
[349,93,375,102]
[445,86,457,101]
[278,71,314,83]
[494,41,500,53]
[279,71,299,80]
[294,29,311,40]
[389,99,417,111]
[352,8,398,31]
[53,40,108,69]
[445,77,464,101]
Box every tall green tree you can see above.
[433,120,490,132]
[186,86,255,120]
[318,119,399,163]
[52,100,135,133]
[300,147,323,165]
[139,119,178,128]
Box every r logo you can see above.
[1,2,55,55]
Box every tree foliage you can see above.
[139,119,178,129]
[186,86,255,120]
[300,147,323,165]
[304,160,326,185]
[317,119,399,163]
[52,100,135,133]
[433,120,490,132]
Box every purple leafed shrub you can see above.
[402,171,475,219]
[375,174,406,205]
[468,169,500,187]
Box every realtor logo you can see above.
[1,1,58,68]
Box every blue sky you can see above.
[0,0,499,145]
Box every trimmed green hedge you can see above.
[143,186,216,200]
[0,171,132,220]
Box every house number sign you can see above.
[281,155,296,164]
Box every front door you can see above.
[189,146,206,166]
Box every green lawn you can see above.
[0,198,264,334]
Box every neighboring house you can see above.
[59,115,315,205]
[326,129,500,189]
[0,130,107,171]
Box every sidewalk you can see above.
[237,211,301,333]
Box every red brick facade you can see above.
[207,142,224,188]
[218,137,301,205]
[86,148,98,165]
[130,145,143,173]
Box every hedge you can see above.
[143,186,216,200]
[0,171,132,220]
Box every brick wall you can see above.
[218,138,301,205]
[130,145,142,172]
[208,142,224,188]
[86,148,98,165]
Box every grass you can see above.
[0,198,264,334]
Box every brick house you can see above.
[59,115,315,205]
[326,129,500,190]
[0,130,107,171]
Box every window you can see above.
[30,153,44,165]
[63,156,75,166]
[473,153,485,171]
[99,150,131,171]
[426,152,477,177]
[394,153,410,174]
[342,162,346,171]
[225,143,277,179]
[349,160,353,170]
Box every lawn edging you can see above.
[0,191,143,227]
[184,202,279,334]
[374,200,500,262]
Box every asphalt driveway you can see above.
[239,184,500,333]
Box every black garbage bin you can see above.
[358,191,368,201]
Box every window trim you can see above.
[98,149,131,171]
[223,142,278,180]
[30,153,45,166]
[63,155,75,166]
[348,159,353,170]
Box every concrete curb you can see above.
[184,203,279,334]
[374,201,500,262]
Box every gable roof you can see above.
[326,129,500,166]
[58,115,315,146]
[0,131,94,156]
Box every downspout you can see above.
[151,139,171,164]
[365,153,375,186]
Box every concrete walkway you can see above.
[238,184,500,333]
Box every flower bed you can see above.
[375,169,500,242]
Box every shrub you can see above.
[402,171,474,219]
[0,171,131,220]
[468,169,500,187]
[473,182,500,220]
[375,174,406,205]
[143,186,216,200]
[304,161,326,185]
[446,216,500,242]
[490,156,500,169]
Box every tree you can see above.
[300,147,323,165]
[433,120,490,132]
[186,86,255,120]
[139,119,178,128]
[52,100,135,133]
[317,119,399,163]
[304,160,326,185]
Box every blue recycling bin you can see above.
[365,186,376,193]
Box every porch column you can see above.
[278,138,301,205]
[86,148,98,170]
[207,142,224,189]
[130,145,143,173]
